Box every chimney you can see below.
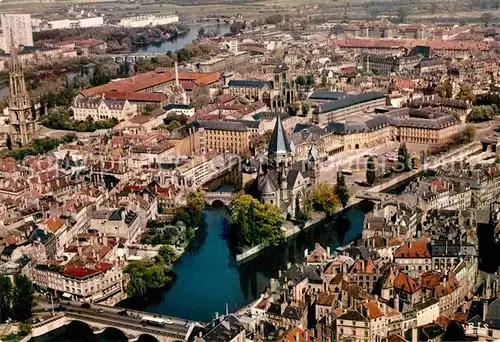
[394,293,399,311]
[295,331,300,342]
[482,300,488,321]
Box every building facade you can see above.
[1,14,33,52]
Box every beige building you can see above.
[71,95,137,121]
[1,14,33,52]
[336,310,370,342]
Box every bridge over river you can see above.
[203,191,235,205]
[31,298,197,342]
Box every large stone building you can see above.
[256,115,317,219]
[322,108,460,150]
[71,95,138,121]
[360,53,423,74]
[313,92,387,125]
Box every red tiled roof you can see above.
[280,328,313,342]
[364,300,385,319]
[62,262,113,279]
[394,272,421,293]
[103,91,165,102]
[44,217,64,234]
[435,316,450,327]
[394,238,430,258]
[81,70,220,97]
[420,271,442,289]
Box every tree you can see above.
[442,320,468,341]
[229,194,284,249]
[481,12,493,26]
[436,79,453,98]
[397,143,412,172]
[158,245,177,265]
[301,102,310,116]
[321,75,328,88]
[336,171,346,187]
[334,185,350,208]
[5,135,12,151]
[127,276,147,297]
[463,124,476,142]
[11,275,34,322]
[457,83,475,102]
[448,110,462,122]
[191,85,211,108]
[288,103,300,116]
[396,8,408,23]
[0,276,12,323]
[306,74,315,86]
[311,182,340,216]
[366,156,377,185]
[166,120,181,131]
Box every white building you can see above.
[45,17,104,30]
[118,14,178,28]
[0,14,34,52]
[414,298,440,327]
[71,95,137,121]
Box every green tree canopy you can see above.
[334,185,350,208]
[366,156,377,185]
[397,143,412,172]
[11,275,34,322]
[158,245,177,265]
[0,276,12,323]
[311,182,340,216]
[230,194,284,249]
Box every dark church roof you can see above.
[268,114,291,157]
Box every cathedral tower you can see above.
[8,38,36,146]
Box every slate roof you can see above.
[196,120,248,132]
[268,114,292,157]
[201,315,245,342]
[309,91,347,101]
[228,79,271,88]
[316,91,386,114]
[337,309,369,322]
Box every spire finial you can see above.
[9,30,19,72]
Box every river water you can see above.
[119,203,369,322]
[137,24,230,53]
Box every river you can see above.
[0,24,230,101]
[137,23,230,53]
[32,202,370,341]
[119,203,370,322]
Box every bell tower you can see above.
[8,35,37,146]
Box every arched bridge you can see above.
[204,192,235,205]
[31,312,195,342]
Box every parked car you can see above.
[97,308,104,313]
[117,310,128,317]
[80,303,91,309]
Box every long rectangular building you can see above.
[313,91,387,125]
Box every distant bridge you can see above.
[105,53,169,63]
[31,312,193,342]
[204,192,235,205]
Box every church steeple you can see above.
[8,32,36,146]
[268,113,291,159]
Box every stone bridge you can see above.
[204,192,235,205]
[31,313,191,342]
[105,53,170,64]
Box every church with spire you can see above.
[256,114,319,219]
[6,36,38,146]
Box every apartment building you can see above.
[0,14,33,52]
